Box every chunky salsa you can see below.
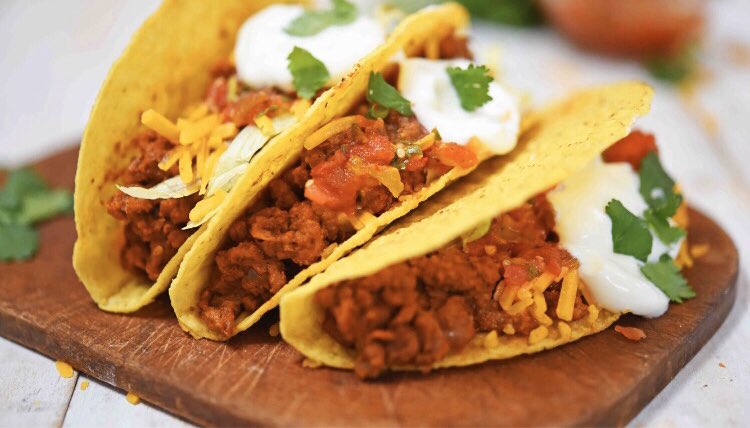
[314,131,658,379]
[198,34,480,337]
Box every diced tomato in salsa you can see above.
[602,130,658,170]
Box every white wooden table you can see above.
[1,1,748,426]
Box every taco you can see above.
[280,81,695,379]
[73,0,410,312]
[169,4,525,340]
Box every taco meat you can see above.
[106,59,293,281]
[106,132,200,281]
[315,194,588,378]
[313,133,660,379]
[197,35,481,337]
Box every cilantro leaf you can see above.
[641,254,695,303]
[287,46,330,99]
[367,72,413,116]
[606,199,652,262]
[446,64,493,112]
[17,189,73,225]
[644,46,696,84]
[644,209,685,246]
[639,152,682,218]
[0,223,39,261]
[285,0,357,37]
[457,0,543,26]
[0,169,74,262]
[0,169,48,211]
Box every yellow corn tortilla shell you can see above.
[170,3,473,340]
[279,81,653,371]
[74,0,302,312]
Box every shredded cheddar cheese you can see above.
[530,272,554,292]
[189,189,227,222]
[227,76,239,102]
[556,269,579,322]
[415,131,436,150]
[532,290,553,326]
[587,304,600,323]
[180,114,220,145]
[304,115,365,149]
[255,114,275,136]
[498,282,517,311]
[557,321,572,340]
[502,323,515,335]
[690,243,710,259]
[141,109,179,142]
[187,103,209,121]
[80,380,90,391]
[425,37,440,60]
[483,330,500,348]
[178,149,194,183]
[528,325,549,344]
[506,297,534,316]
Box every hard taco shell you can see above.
[169,3,474,340]
[279,81,653,371]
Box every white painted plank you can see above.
[62,376,193,428]
[0,338,76,427]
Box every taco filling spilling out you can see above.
[312,131,692,378]
[105,2,387,282]
[196,32,521,338]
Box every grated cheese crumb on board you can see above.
[55,360,74,378]
[126,392,141,405]
[80,380,90,391]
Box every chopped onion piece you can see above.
[117,176,199,200]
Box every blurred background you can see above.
[0,0,748,426]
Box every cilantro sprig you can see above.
[446,64,493,112]
[287,46,330,99]
[285,0,357,37]
[605,150,694,303]
[639,152,682,218]
[605,199,652,262]
[0,169,73,261]
[641,254,696,302]
[367,72,413,117]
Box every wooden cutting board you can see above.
[0,147,739,427]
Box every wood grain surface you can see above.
[0,147,739,427]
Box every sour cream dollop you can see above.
[397,58,520,155]
[548,159,681,317]
[234,4,385,92]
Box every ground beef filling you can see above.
[198,109,469,337]
[106,132,199,281]
[198,33,479,336]
[106,73,291,281]
[315,195,590,379]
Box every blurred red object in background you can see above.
[539,0,705,58]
